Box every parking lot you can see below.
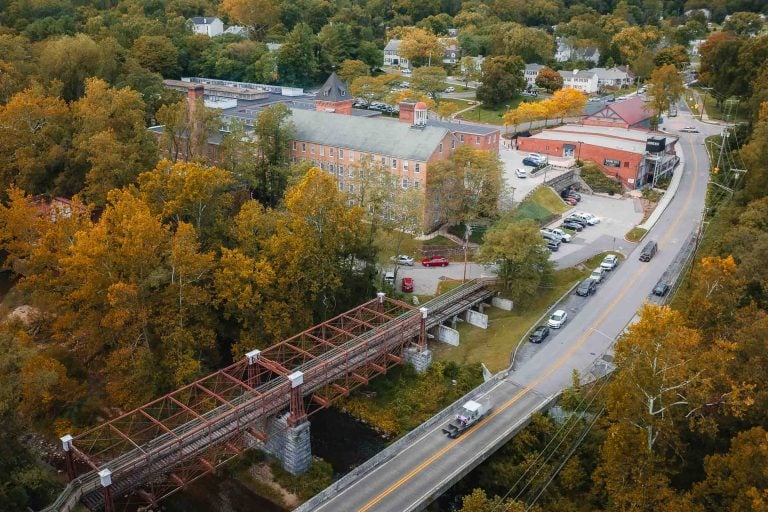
[498,147,573,200]
[545,194,644,268]
[389,261,494,297]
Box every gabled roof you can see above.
[290,109,449,162]
[318,72,351,102]
[558,69,597,80]
[588,97,653,126]
[189,17,221,25]
[384,39,402,52]
[525,63,545,72]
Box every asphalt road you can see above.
[307,101,713,512]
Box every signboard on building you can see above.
[646,137,666,153]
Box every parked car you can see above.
[576,278,598,297]
[564,197,578,206]
[522,157,544,167]
[680,126,699,133]
[529,325,550,343]
[550,228,572,242]
[444,86,455,93]
[574,212,600,225]
[546,240,560,252]
[564,215,588,228]
[401,277,414,293]
[401,68,412,75]
[590,267,605,283]
[566,191,582,201]
[422,255,449,267]
[653,280,670,296]
[601,254,619,270]
[391,255,414,266]
[515,168,528,178]
[561,221,584,232]
[528,153,545,161]
[383,270,395,285]
[548,309,568,329]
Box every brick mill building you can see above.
[517,97,678,189]
[154,73,501,230]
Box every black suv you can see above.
[576,278,598,297]
[529,325,550,343]
[653,280,670,296]
[564,215,588,227]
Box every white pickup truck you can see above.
[442,400,488,438]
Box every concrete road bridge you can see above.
[43,279,496,512]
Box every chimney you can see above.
[399,101,415,124]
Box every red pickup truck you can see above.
[421,256,449,267]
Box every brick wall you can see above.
[518,137,643,187]
[314,99,354,115]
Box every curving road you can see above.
[303,102,713,512]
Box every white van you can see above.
[383,270,395,285]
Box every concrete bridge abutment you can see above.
[250,413,313,476]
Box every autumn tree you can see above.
[38,34,111,101]
[477,219,552,302]
[458,488,528,512]
[437,102,460,120]
[337,59,369,85]
[477,56,526,107]
[647,64,685,125]
[654,45,690,70]
[489,23,555,64]
[535,67,563,93]
[219,0,279,40]
[72,78,158,206]
[427,147,504,226]
[723,11,764,36]
[350,76,391,104]
[137,160,235,245]
[0,85,71,196]
[156,97,222,163]
[611,26,661,65]
[219,119,258,189]
[399,28,445,67]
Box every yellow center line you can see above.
[358,143,701,512]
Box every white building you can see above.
[524,63,545,86]
[223,25,248,37]
[555,37,600,65]
[592,67,635,89]
[189,17,224,37]
[384,39,408,68]
[558,69,599,93]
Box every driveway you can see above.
[395,262,494,296]
[499,147,573,202]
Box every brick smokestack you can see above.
[399,101,415,123]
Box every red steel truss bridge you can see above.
[49,279,495,512]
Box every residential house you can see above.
[524,63,545,86]
[441,41,461,65]
[592,67,635,89]
[384,39,408,68]
[558,69,599,93]
[555,37,600,64]
[189,17,224,37]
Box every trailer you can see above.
[441,400,488,438]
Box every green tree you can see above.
[277,23,319,87]
[458,56,480,87]
[654,45,690,70]
[489,23,555,64]
[38,34,110,101]
[350,75,391,104]
[411,65,447,105]
[723,11,764,36]
[253,103,294,206]
[476,219,552,301]
[477,56,526,107]
[156,97,222,163]
[129,35,181,78]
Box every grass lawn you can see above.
[510,186,568,224]
[526,187,570,214]
[457,97,541,125]
[625,226,648,242]
[432,251,622,372]
[432,267,585,372]
[689,87,749,123]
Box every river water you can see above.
[160,407,387,511]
